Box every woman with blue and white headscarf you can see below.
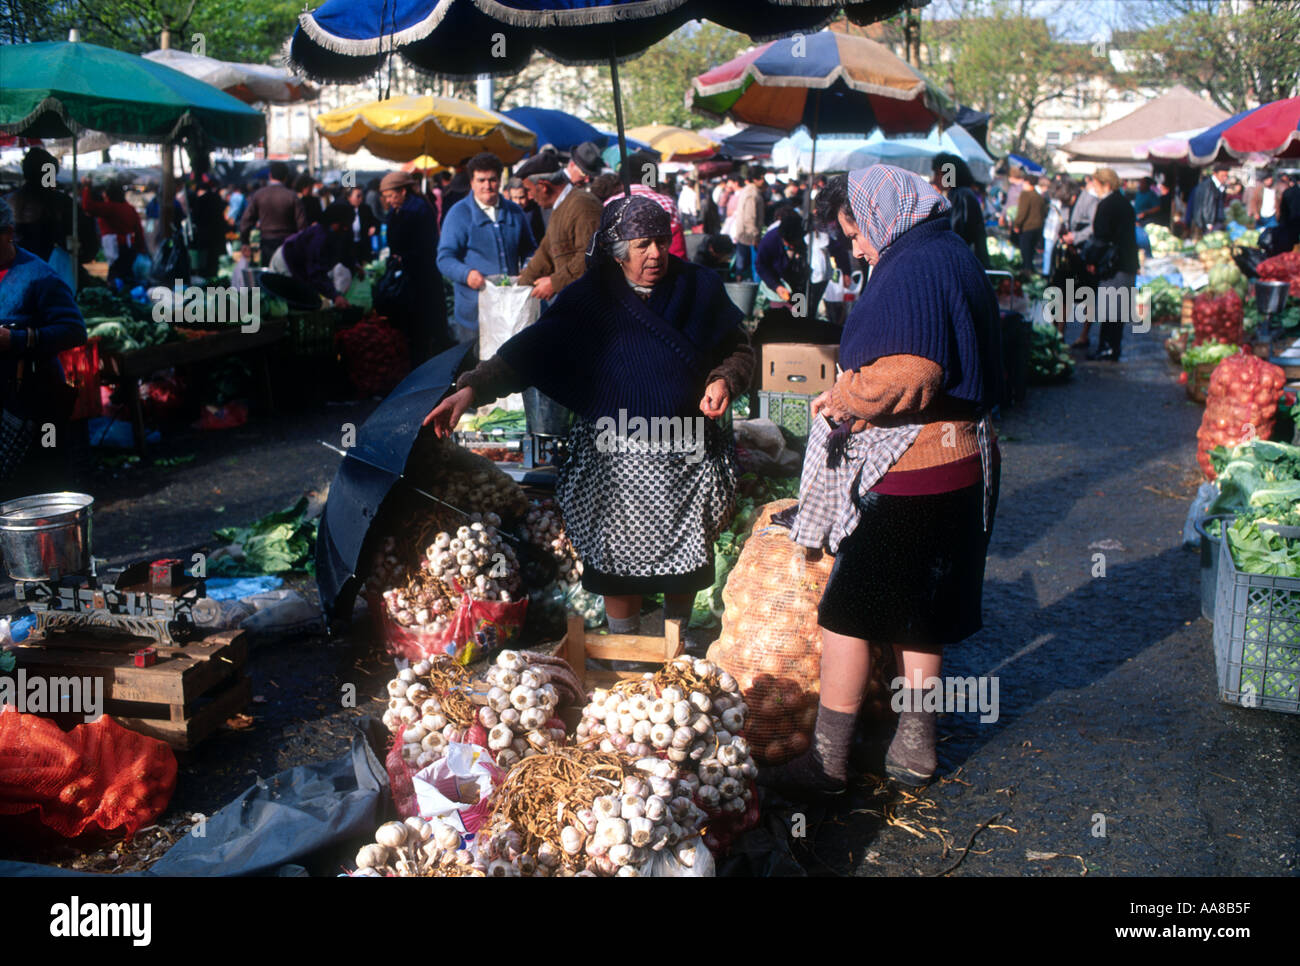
[764,165,1004,796]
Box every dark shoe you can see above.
[1087,347,1120,361]
[885,757,935,788]
[757,752,847,800]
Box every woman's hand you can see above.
[810,388,852,424]
[422,386,474,437]
[699,378,730,419]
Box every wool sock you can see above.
[607,614,640,634]
[758,703,855,793]
[886,691,937,784]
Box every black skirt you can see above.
[817,466,1000,647]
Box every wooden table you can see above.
[103,320,287,455]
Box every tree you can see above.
[1121,0,1300,113]
[568,22,751,130]
[911,0,1122,158]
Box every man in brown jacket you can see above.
[1011,170,1046,276]
[239,161,306,265]
[516,151,602,301]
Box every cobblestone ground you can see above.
[2,323,1296,875]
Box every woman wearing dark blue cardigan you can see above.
[764,166,1003,796]
[425,196,754,636]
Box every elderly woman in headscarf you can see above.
[425,196,755,635]
[763,165,1003,796]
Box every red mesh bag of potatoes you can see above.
[0,709,177,840]
[1195,354,1287,479]
[706,501,835,765]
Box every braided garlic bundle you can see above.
[350,817,484,877]
[576,657,758,817]
[381,658,476,770]
[477,650,580,769]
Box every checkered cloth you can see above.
[847,165,951,252]
[788,413,923,553]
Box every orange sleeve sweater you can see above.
[828,354,989,473]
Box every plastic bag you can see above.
[380,591,528,665]
[0,709,177,840]
[564,584,605,629]
[477,281,540,412]
[411,742,502,835]
[1182,481,1220,547]
[238,589,323,639]
[644,836,716,877]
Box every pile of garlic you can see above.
[478,649,581,769]
[381,659,474,770]
[351,817,484,877]
[521,500,582,585]
[480,758,708,877]
[575,657,758,817]
[382,518,520,633]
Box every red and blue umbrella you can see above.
[688,28,955,136]
[1188,96,1300,165]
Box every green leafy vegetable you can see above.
[210,497,318,576]
[1226,517,1300,577]
[1182,341,1241,371]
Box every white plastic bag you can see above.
[644,836,716,877]
[412,742,498,835]
[477,279,540,412]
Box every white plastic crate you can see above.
[1213,534,1300,714]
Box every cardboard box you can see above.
[761,343,838,394]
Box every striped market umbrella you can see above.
[315,94,535,164]
[688,29,955,137]
[1188,96,1300,165]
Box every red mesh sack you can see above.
[0,709,177,840]
[380,591,528,666]
[1256,251,1300,297]
[1195,354,1287,479]
[335,316,411,396]
[707,501,896,764]
[1190,290,1243,347]
[58,337,103,421]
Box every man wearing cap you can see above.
[517,150,603,302]
[565,142,605,189]
[437,152,536,345]
[380,170,450,363]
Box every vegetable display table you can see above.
[102,321,287,455]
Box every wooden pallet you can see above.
[7,629,251,750]
[559,614,686,693]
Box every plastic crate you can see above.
[757,390,813,437]
[1213,534,1300,714]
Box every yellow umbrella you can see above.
[404,154,447,174]
[315,95,536,164]
[624,123,719,162]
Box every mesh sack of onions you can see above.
[480,747,710,876]
[573,656,761,855]
[1195,354,1287,479]
[705,500,834,765]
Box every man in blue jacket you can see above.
[436,152,536,346]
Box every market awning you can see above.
[1060,85,1229,164]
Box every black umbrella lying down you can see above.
[315,342,557,630]
[316,342,472,628]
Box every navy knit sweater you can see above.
[496,258,743,421]
[840,214,1001,410]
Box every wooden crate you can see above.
[7,629,251,750]
[559,614,686,693]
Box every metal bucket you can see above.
[1254,279,1290,316]
[724,282,758,318]
[0,492,94,580]
[523,388,572,437]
